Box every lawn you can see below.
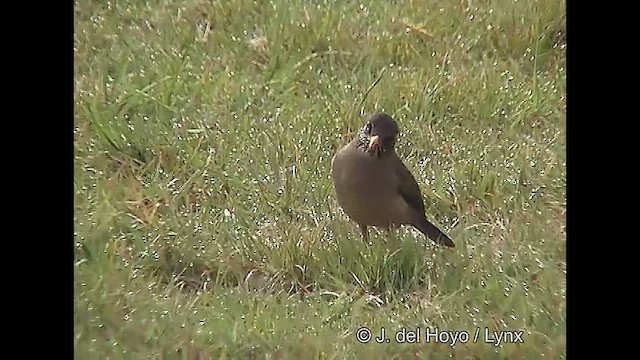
[74,0,566,358]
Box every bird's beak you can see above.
[367,135,381,155]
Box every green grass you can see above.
[74,0,566,358]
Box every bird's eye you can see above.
[365,122,372,133]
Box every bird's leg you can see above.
[359,225,369,242]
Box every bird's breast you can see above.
[332,148,409,226]
[333,149,393,191]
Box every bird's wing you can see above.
[393,155,455,247]
[393,155,427,215]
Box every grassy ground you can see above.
[74,0,566,358]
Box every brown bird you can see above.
[331,113,455,247]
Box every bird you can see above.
[331,113,455,247]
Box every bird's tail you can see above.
[415,218,455,247]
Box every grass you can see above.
[74,0,566,358]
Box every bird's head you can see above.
[357,113,399,157]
